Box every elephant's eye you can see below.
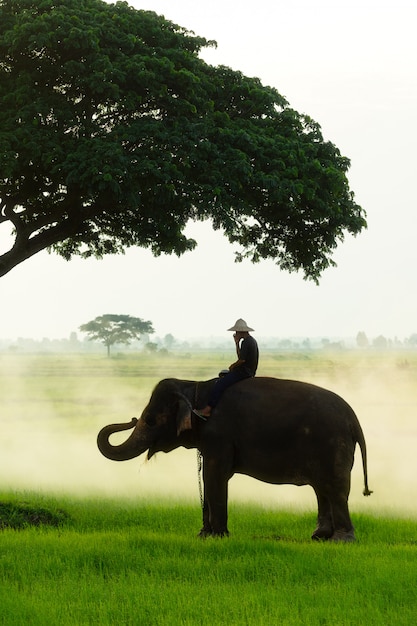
[142,411,156,427]
[143,409,169,428]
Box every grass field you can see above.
[1,494,417,625]
[1,350,417,624]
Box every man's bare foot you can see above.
[193,406,211,419]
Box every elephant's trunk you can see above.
[97,417,148,461]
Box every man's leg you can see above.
[194,371,245,417]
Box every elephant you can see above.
[97,376,372,541]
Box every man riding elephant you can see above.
[194,318,259,419]
[97,371,372,540]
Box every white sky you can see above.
[1,0,416,342]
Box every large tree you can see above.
[79,313,154,356]
[0,0,366,282]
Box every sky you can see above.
[1,0,416,343]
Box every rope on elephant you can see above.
[197,450,204,511]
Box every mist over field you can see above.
[1,351,416,519]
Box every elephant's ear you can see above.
[176,396,192,436]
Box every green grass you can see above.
[1,493,417,625]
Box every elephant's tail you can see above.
[355,420,373,497]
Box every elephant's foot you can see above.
[329,528,356,542]
[311,523,333,541]
[198,527,229,538]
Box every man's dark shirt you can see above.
[236,335,259,377]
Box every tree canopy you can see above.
[0,0,366,282]
[79,313,154,356]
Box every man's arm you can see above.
[229,332,246,369]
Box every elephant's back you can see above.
[223,375,357,432]
[236,376,346,403]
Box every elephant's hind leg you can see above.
[329,492,355,542]
[312,490,334,540]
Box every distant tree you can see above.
[321,338,344,351]
[356,332,369,348]
[79,314,154,356]
[0,0,366,281]
[407,334,417,347]
[302,338,311,351]
[372,335,388,349]
[278,339,294,350]
[163,334,176,350]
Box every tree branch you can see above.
[0,215,86,278]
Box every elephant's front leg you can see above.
[201,455,231,537]
[198,499,212,538]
